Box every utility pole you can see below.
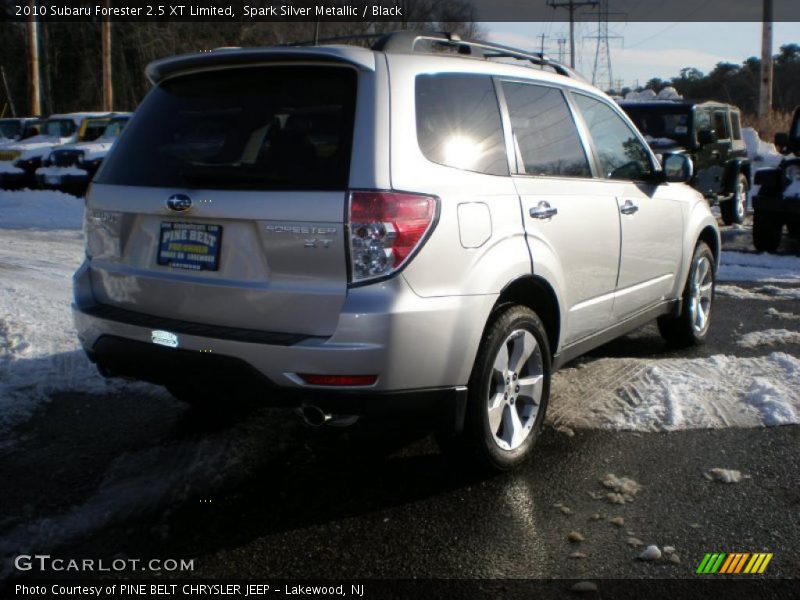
[759,0,773,126]
[27,0,41,115]
[102,0,112,111]
[548,0,598,69]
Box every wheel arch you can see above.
[492,275,561,359]
[698,224,721,268]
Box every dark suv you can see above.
[620,100,750,225]
[751,106,800,252]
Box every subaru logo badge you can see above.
[166,193,192,212]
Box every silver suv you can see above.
[73,32,720,470]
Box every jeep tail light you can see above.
[348,191,437,283]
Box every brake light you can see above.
[298,374,378,387]
[348,191,437,283]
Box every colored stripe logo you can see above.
[696,552,773,574]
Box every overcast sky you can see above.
[484,22,799,89]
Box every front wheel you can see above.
[438,305,551,472]
[657,241,715,347]
[752,211,783,253]
[720,173,748,225]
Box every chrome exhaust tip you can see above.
[297,405,359,428]
[298,404,332,427]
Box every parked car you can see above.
[0,112,111,189]
[751,106,800,252]
[0,117,43,145]
[36,114,131,195]
[73,32,719,471]
[619,100,750,225]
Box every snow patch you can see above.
[548,353,800,432]
[737,329,800,348]
[715,284,800,301]
[765,307,800,321]
[718,251,800,283]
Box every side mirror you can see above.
[774,132,789,153]
[697,129,717,145]
[663,153,693,183]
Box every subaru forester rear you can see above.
[74,33,719,470]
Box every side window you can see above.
[501,82,591,178]
[714,111,730,140]
[730,112,742,141]
[695,108,711,134]
[573,94,653,181]
[416,74,508,176]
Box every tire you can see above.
[720,173,747,225]
[437,305,551,472]
[752,211,783,253]
[657,241,715,347]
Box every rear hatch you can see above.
[86,64,358,337]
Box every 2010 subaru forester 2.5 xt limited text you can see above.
[73,32,720,471]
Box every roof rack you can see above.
[284,30,581,80]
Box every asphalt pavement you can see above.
[0,220,799,590]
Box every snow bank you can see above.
[718,251,800,283]
[0,189,84,229]
[742,127,782,166]
[0,191,153,434]
[549,352,800,432]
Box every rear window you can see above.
[415,74,508,176]
[44,119,77,138]
[98,66,357,190]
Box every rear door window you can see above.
[97,66,357,190]
[502,82,591,178]
[416,74,508,176]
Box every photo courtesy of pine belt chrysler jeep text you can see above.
[73,32,720,471]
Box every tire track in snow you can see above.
[548,352,800,432]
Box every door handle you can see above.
[620,200,639,215]
[529,201,558,220]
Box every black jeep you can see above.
[620,100,750,225]
[751,106,800,252]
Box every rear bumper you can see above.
[72,260,494,397]
[85,333,465,422]
[0,169,30,189]
[35,170,90,190]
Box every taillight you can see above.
[348,190,437,284]
[298,374,378,387]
